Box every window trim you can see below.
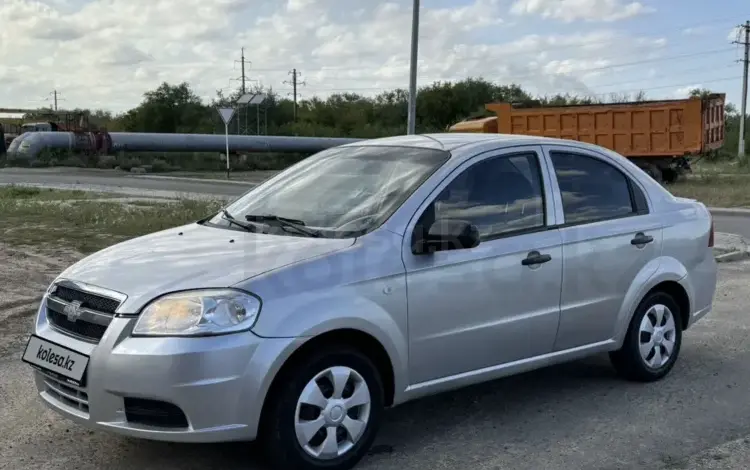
[411,149,550,245]
[548,149,650,228]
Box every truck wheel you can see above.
[642,164,663,184]
[261,346,384,470]
[610,291,683,382]
[661,168,679,184]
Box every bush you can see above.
[150,159,172,172]
[118,157,143,171]
[96,155,118,169]
[59,156,86,167]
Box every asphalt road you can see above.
[3,168,750,239]
[2,255,750,470]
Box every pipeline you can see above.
[6,131,29,155]
[8,131,364,161]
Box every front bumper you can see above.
[29,298,302,443]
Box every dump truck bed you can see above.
[454,95,725,158]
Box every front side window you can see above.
[211,145,450,237]
[550,151,636,225]
[418,152,546,241]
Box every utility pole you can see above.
[48,90,63,111]
[285,69,305,121]
[234,48,252,134]
[736,21,750,159]
[407,0,420,135]
[234,47,251,95]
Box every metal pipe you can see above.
[6,132,29,155]
[8,131,363,161]
[10,132,75,160]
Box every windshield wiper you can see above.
[244,214,322,238]
[220,209,258,233]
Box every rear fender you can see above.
[612,256,687,348]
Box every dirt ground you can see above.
[0,244,83,357]
[3,245,750,470]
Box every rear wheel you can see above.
[261,347,384,470]
[610,291,683,382]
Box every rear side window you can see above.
[550,151,642,225]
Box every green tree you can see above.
[121,82,212,133]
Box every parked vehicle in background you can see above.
[22,134,717,470]
[449,95,726,183]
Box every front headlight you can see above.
[132,289,261,337]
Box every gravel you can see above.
[3,246,750,470]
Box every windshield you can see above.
[211,145,450,237]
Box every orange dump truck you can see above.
[449,95,726,183]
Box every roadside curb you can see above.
[715,250,750,263]
[709,207,750,216]
[125,175,256,186]
[714,232,750,263]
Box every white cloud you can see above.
[673,85,700,98]
[728,25,743,41]
[1,0,671,112]
[510,0,653,22]
[682,26,708,36]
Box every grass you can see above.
[0,185,105,201]
[0,188,223,253]
[669,174,750,208]
[163,170,278,182]
[692,158,750,175]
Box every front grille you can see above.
[45,283,123,343]
[124,398,189,428]
[47,309,108,342]
[43,374,89,415]
[53,285,120,314]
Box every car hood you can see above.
[57,223,354,313]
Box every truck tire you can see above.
[642,164,663,184]
[661,168,679,184]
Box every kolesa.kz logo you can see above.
[36,345,76,371]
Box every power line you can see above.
[300,75,742,100]
[301,48,736,92]
[243,16,747,74]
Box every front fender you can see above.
[612,256,687,347]
[251,285,410,405]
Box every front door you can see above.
[403,146,563,385]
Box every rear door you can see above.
[542,145,664,351]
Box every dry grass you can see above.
[0,188,223,253]
[0,185,106,201]
[669,174,750,208]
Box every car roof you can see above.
[345,133,590,153]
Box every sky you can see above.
[0,0,748,114]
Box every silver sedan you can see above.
[22,133,717,470]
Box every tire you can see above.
[642,164,663,184]
[610,291,683,382]
[261,346,384,470]
[661,168,679,184]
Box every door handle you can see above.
[631,233,654,246]
[521,251,552,266]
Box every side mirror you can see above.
[413,218,480,254]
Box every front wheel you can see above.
[610,291,683,382]
[261,347,384,470]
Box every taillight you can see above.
[708,216,715,247]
